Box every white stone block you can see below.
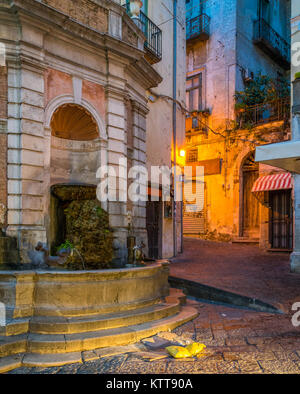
[7,103,20,118]
[8,134,21,149]
[21,89,44,107]
[108,151,126,165]
[107,98,125,117]
[7,195,21,210]
[108,126,125,141]
[8,87,21,104]
[7,210,21,225]
[107,113,125,129]
[21,69,44,93]
[7,149,21,164]
[22,210,44,226]
[7,164,21,179]
[22,150,44,166]
[22,104,44,122]
[22,180,43,196]
[21,119,44,137]
[21,165,44,182]
[22,195,43,211]
[22,134,44,152]
[8,180,22,194]
[7,118,21,134]
[108,139,126,154]
[7,68,21,89]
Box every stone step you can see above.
[0,334,27,358]
[166,288,186,305]
[232,237,259,244]
[0,354,23,374]
[29,301,181,334]
[27,305,198,354]
[0,319,30,337]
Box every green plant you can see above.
[235,74,290,109]
[295,72,300,80]
[56,240,74,253]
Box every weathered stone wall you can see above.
[185,0,291,247]
[41,0,108,33]
[0,262,169,319]
[146,0,186,258]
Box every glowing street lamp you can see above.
[179,149,186,158]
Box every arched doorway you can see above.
[242,152,260,238]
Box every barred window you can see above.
[186,149,198,163]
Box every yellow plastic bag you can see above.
[166,346,192,359]
[185,342,206,356]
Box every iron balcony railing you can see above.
[122,1,162,63]
[253,18,290,69]
[186,14,210,41]
[236,98,290,128]
[139,10,162,62]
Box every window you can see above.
[187,149,198,163]
[186,74,202,112]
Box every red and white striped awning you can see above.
[252,173,293,193]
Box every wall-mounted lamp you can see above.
[179,149,186,158]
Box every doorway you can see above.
[146,201,162,259]
[269,190,293,250]
[242,152,260,238]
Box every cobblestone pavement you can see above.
[170,238,300,310]
[10,299,300,374]
[9,239,300,374]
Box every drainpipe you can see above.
[173,0,177,257]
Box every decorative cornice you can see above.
[131,99,149,116]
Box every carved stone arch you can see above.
[44,94,107,141]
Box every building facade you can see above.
[184,0,292,251]
[256,0,300,270]
[145,0,186,259]
[0,0,185,266]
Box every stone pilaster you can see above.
[105,86,128,266]
[6,60,47,263]
[131,100,149,251]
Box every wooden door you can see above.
[146,201,162,259]
[242,153,260,238]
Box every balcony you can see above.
[253,19,290,70]
[236,98,290,129]
[186,14,210,42]
[122,2,162,64]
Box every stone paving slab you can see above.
[7,240,300,374]
[7,299,300,374]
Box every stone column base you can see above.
[290,252,300,273]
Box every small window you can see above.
[186,74,202,112]
[186,149,198,163]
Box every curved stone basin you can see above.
[0,262,170,320]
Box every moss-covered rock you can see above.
[63,200,114,270]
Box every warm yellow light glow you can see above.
[179,149,186,158]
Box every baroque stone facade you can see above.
[0,0,162,264]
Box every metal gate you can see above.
[269,190,293,250]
